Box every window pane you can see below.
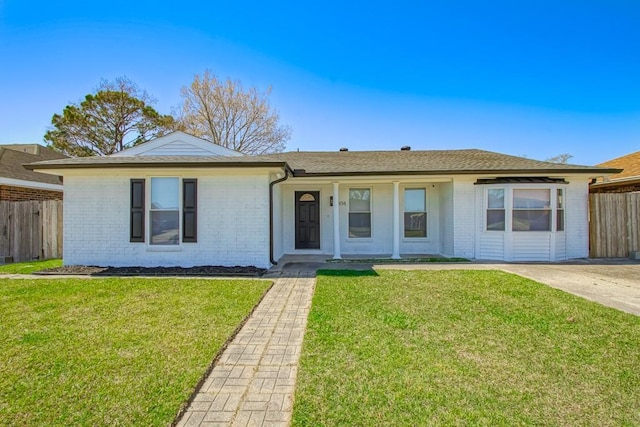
[487,210,505,231]
[513,210,551,231]
[349,189,370,212]
[151,211,179,244]
[404,189,425,212]
[299,193,315,202]
[513,189,550,209]
[151,177,179,210]
[349,212,371,237]
[488,189,504,209]
[404,212,426,237]
[557,210,564,231]
[557,189,564,209]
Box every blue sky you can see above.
[0,1,638,165]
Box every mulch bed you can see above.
[36,265,267,277]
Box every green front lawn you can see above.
[0,277,270,426]
[293,270,640,426]
[0,259,62,274]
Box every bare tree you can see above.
[177,70,291,154]
[546,153,573,164]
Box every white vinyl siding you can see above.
[476,183,575,261]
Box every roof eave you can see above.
[26,161,291,171]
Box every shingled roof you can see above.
[258,149,619,176]
[27,148,619,177]
[0,145,66,185]
[27,155,288,169]
[597,150,640,180]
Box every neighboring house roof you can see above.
[596,150,640,179]
[0,145,65,187]
[589,150,640,191]
[111,131,244,157]
[28,148,619,177]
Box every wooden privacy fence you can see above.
[589,193,640,258]
[0,200,63,263]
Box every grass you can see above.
[293,270,640,426]
[0,277,271,426]
[0,259,62,274]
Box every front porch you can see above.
[272,178,455,262]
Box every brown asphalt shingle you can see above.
[0,145,65,185]
[597,150,640,180]
[27,148,620,176]
[259,149,619,175]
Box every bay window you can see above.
[486,189,505,231]
[485,186,565,232]
[512,189,551,231]
[556,189,564,231]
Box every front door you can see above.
[295,191,320,249]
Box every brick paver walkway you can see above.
[176,273,315,427]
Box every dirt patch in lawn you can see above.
[36,265,266,277]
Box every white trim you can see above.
[0,177,63,192]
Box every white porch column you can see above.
[392,181,401,259]
[332,182,341,259]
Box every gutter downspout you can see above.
[269,167,290,265]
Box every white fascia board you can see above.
[0,177,63,191]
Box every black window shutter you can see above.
[130,179,145,242]
[183,179,197,242]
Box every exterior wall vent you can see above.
[401,146,411,151]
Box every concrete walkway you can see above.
[176,271,315,427]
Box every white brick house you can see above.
[30,132,619,268]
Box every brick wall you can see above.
[63,172,272,268]
[0,185,63,201]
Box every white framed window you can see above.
[150,177,180,245]
[556,189,564,231]
[129,177,197,245]
[404,188,427,238]
[512,189,551,231]
[484,186,565,232]
[486,188,505,231]
[349,188,371,238]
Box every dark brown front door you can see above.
[295,191,320,249]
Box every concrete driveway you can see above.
[373,259,640,316]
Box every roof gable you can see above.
[111,131,243,157]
